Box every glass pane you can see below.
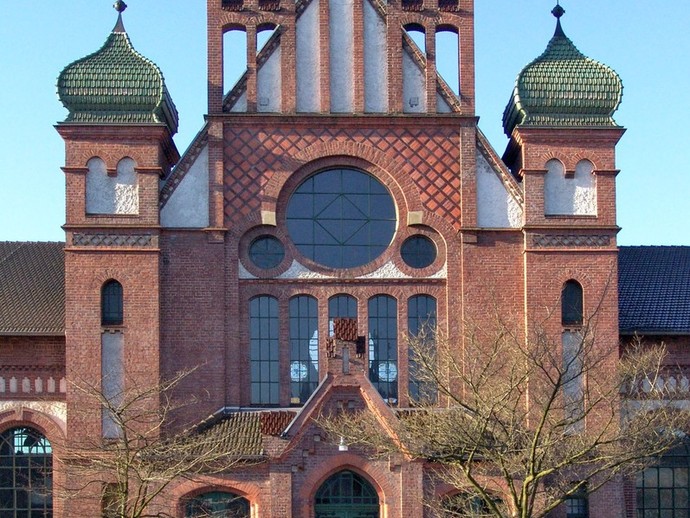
[287,169,395,269]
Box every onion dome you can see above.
[57,2,178,134]
[502,4,622,136]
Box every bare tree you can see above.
[58,370,262,518]
[320,316,690,518]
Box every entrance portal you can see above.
[314,470,379,518]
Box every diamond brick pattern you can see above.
[333,318,358,341]
[532,234,611,248]
[72,233,152,247]
[223,126,462,228]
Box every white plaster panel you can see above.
[102,331,124,439]
[86,157,138,215]
[239,261,258,279]
[329,0,354,112]
[258,46,282,113]
[363,0,388,113]
[436,93,452,114]
[402,49,426,113]
[545,159,597,216]
[272,259,447,279]
[230,91,248,112]
[0,400,67,435]
[476,150,522,228]
[161,145,210,228]
[278,260,335,279]
[296,0,321,112]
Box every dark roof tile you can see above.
[0,242,65,335]
[618,246,690,335]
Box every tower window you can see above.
[562,280,583,326]
[101,280,123,326]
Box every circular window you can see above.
[249,235,285,269]
[401,235,436,268]
[286,168,396,269]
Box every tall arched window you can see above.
[562,280,583,326]
[328,294,358,335]
[368,295,398,404]
[250,295,279,405]
[314,470,379,517]
[101,280,123,326]
[185,491,250,517]
[408,295,437,404]
[289,295,319,405]
[0,427,53,516]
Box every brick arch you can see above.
[297,455,393,518]
[173,477,263,517]
[261,145,423,216]
[545,157,566,174]
[0,406,66,444]
[221,22,248,33]
[400,16,429,30]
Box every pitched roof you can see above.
[618,246,690,335]
[194,410,296,458]
[0,242,65,336]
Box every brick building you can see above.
[1,1,689,517]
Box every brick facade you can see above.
[1,2,685,517]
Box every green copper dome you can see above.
[502,7,622,136]
[57,12,178,134]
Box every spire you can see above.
[113,1,127,33]
[551,2,566,38]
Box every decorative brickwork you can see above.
[72,233,153,247]
[223,125,463,229]
[532,234,612,248]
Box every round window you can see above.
[249,235,285,269]
[286,168,396,269]
[401,235,437,268]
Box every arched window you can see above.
[0,427,53,516]
[250,295,279,405]
[102,280,123,326]
[442,492,500,517]
[289,295,319,405]
[328,294,358,335]
[408,295,437,404]
[368,295,398,404]
[314,470,379,517]
[562,280,583,326]
[637,442,690,516]
[185,491,250,518]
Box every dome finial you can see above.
[551,2,566,37]
[112,1,127,33]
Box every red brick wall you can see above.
[0,336,65,400]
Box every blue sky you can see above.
[1,1,688,244]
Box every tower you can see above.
[55,4,179,511]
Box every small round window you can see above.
[286,168,396,269]
[401,235,436,268]
[249,235,285,269]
